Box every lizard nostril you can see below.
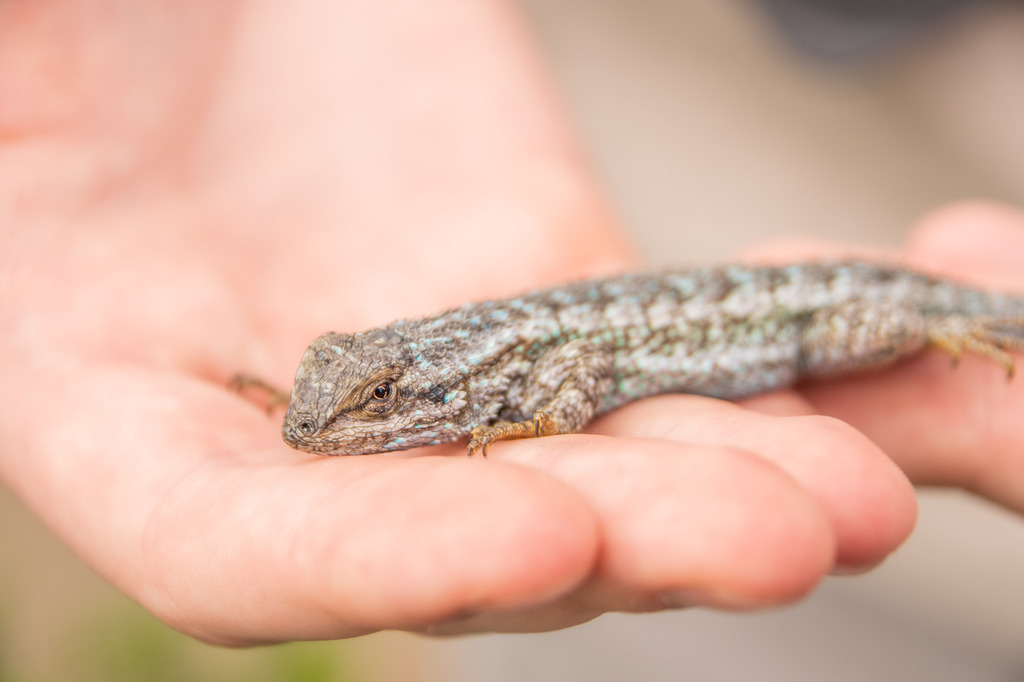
[297,420,317,437]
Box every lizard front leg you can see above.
[230,374,291,413]
[468,339,613,456]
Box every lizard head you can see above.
[281,329,469,455]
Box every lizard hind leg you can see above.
[798,300,929,379]
[925,314,1024,378]
[467,339,613,456]
[798,300,1024,380]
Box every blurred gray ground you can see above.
[518,0,1024,267]
[429,1,1024,680]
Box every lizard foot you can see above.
[229,374,291,414]
[927,315,1024,378]
[467,411,559,457]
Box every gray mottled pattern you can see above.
[281,262,1024,455]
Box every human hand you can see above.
[0,217,915,647]
[0,0,925,645]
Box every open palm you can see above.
[2,2,1020,646]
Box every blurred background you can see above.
[4,0,1024,679]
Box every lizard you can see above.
[240,261,1024,456]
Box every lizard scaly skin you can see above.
[277,262,1024,456]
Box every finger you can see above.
[588,396,917,570]
[801,355,1024,508]
[904,201,1024,288]
[150,454,600,644]
[804,201,1024,511]
[480,433,837,617]
[2,364,599,644]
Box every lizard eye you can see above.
[362,380,398,417]
[297,419,317,437]
[372,382,392,401]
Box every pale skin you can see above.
[1,0,1023,646]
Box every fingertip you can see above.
[529,438,838,611]
[594,397,918,570]
[769,414,918,570]
[906,201,1024,284]
[309,457,599,626]
[438,458,602,611]
[687,457,837,609]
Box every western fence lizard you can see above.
[268,262,1024,456]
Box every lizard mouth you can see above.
[281,421,371,455]
[281,422,319,453]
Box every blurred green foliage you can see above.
[1,596,362,682]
